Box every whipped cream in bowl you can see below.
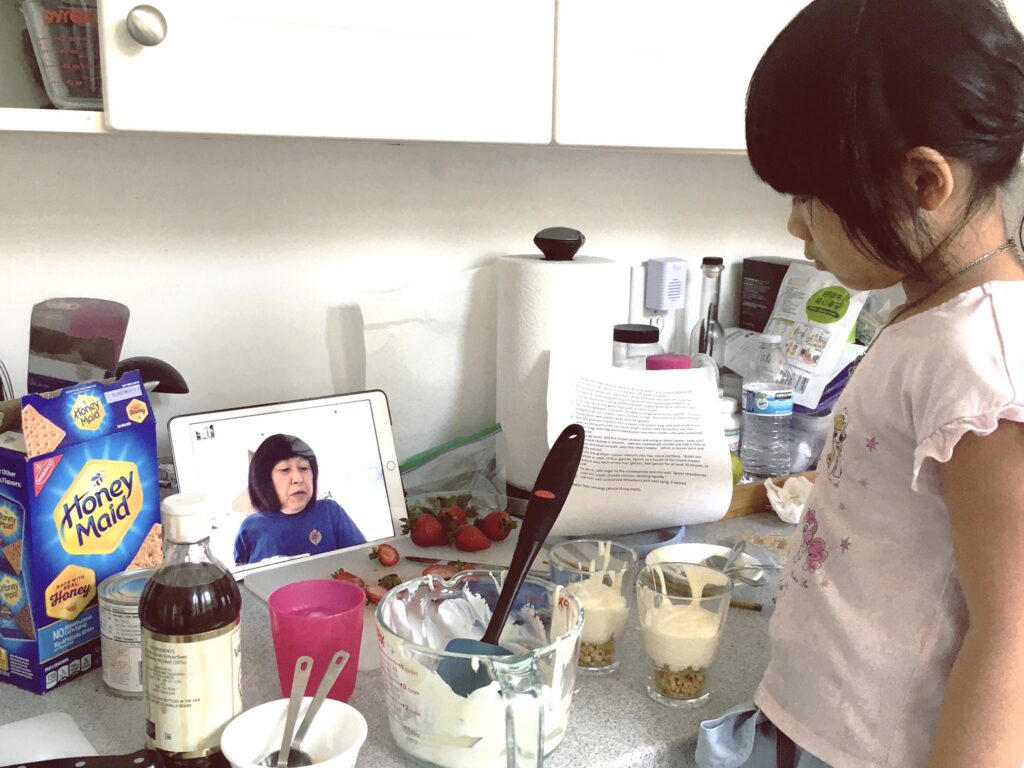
[548,540,638,674]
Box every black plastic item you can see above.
[437,423,586,697]
[613,323,660,343]
[702,256,725,266]
[115,356,189,394]
[533,226,585,261]
[1,749,162,768]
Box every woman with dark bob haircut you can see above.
[233,434,365,565]
[696,2,1024,767]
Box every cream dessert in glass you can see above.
[635,561,732,707]
[548,540,638,674]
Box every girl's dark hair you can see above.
[746,0,1024,275]
[248,434,319,514]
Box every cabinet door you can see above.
[98,0,554,143]
[555,0,807,150]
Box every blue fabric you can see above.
[696,704,832,768]
[233,498,366,565]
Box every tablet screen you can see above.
[168,391,404,577]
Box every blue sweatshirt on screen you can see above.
[233,498,367,565]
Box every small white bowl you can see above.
[221,697,367,768]
[646,543,764,580]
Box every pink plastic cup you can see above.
[267,579,365,701]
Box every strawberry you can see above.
[476,510,518,542]
[453,524,491,552]
[364,584,388,604]
[369,543,400,567]
[437,504,468,530]
[402,511,447,548]
[377,573,403,590]
[330,568,365,590]
[422,563,460,579]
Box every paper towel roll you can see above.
[497,254,627,489]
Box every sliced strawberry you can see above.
[454,524,491,552]
[476,510,518,542]
[364,584,388,605]
[422,563,460,579]
[330,568,366,590]
[369,543,400,567]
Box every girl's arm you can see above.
[928,420,1024,768]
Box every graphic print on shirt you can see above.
[825,409,848,486]
[797,508,829,573]
[309,528,322,546]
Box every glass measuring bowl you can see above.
[375,570,584,768]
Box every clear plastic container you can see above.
[21,0,103,110]
[613,324,664,369]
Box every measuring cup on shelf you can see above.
[375,570,584,768]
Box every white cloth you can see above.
[754,282,1024,767]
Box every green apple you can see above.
[730,451,744,485]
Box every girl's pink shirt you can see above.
[755,281,1024,767]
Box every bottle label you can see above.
[142,619,242,757]
[743,389,793,416]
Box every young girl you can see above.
[697,1,1024,766]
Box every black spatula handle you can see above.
[481,424,585,646]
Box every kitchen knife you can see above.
[0,748,161,768]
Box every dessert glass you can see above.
[635,561,732,708]
[548,540,637,674]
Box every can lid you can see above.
[762,333,783,344]
[613,323,660,343]
[646,353,691,370]
[161,493,212,543]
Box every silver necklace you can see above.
[865,238,1017,353]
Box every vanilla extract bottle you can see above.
[140,494,242,768]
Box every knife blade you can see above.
[1,748,161,768]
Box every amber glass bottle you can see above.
[139,494,242,768]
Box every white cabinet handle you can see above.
[126,5,167,46]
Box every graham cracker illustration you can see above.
[13,605,35,640]
[2,539,21,575]
[21,405,66,458]
[128,523,163,570]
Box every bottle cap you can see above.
[646,354,691,370]
[161,493,213,543]
[613,323,660,343]
[701,257,724,266]
[762,333,783,343]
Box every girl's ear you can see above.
[901,147,956,211]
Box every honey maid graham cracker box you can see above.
[0,370,159,694]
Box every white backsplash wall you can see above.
[0,132,800,458]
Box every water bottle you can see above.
[740,334,795,478]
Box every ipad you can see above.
[168,389,406,578]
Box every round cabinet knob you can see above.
[126,5,167,46]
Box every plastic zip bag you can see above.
[399,424,507,519]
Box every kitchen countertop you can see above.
[2,512,794,768]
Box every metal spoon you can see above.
[259,655,313,768]
[702,540,746,572]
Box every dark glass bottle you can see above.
[139,495,242,768]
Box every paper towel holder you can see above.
[533,227,585,261]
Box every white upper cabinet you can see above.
[97,0,555,143]
[554,0,808,151]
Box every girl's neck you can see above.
[900,202,1022,308]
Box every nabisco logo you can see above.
[43,9,97,26]
[54,459,142,554]
[33,455,62,497]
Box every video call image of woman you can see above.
[233,433,367,565]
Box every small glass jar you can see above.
[612,324,664,369]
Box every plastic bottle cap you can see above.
[613,323,660,343]
[162,493,213,543]
[646,353,691,370]
[702,257,724,266]
[762,333,783,343]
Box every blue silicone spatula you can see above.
[438,423,586,696]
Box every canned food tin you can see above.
[99,568,153,698]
